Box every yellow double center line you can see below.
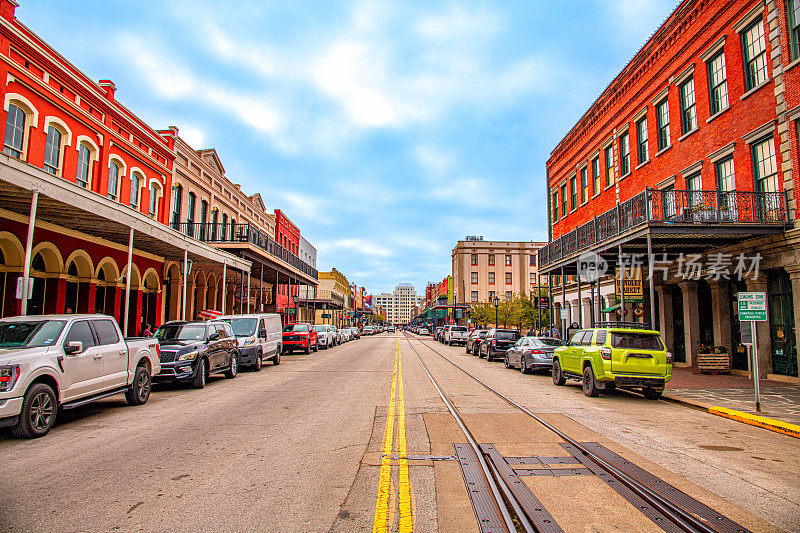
[373,340,413,532]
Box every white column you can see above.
[182,248,188,321]
[20,191,39,316]
[221,261,227,315]
[123,228,134,336]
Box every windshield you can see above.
[284,324,309,332]
[611,332,664,350]
[155,324,206,341]
[496,330,520,341]
[451,326,467,332]
[0,320,66,348]
[531,337,566,347]
[223,318,258,337]
[313,326,327,332]
[478,331,487,338]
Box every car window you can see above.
[93,319,120,346]
[595,330,608,346]
[496,330,520,341]
[223,324,234,337]
[611,332,664,350]
[0,320,66,348]
[580,331,594,346]
[452,326,467,332]
[532,338,566,347]
[568,331,584,346]
[284,324,310,332]
[64,321,96,349]
[224,318,258,337]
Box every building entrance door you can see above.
[671,286,685,363]
[730,280,748,370]
[768,269,798,376]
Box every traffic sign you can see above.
[738,292,767,321]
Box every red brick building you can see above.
[273,209,301,320]
[541,0,799,380]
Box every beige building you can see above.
[452,240,547,304]
[309,268,350,327]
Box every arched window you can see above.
[44,126,62,175]
[221,213,228,241]
[230,218,236,240]
[148,182,159,217]
[108,162,120,201]
[186,192,196,237]
[170,184,182,229]
[4,103,25,159]
[76,143,92,188]
[130,173,141,208]
[199,200,208,240]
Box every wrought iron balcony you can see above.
[172,222,318,279]
[538,188,790,270]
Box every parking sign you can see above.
[737,292,767,321]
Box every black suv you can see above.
[480,328,521,361]
[153,321,239,389]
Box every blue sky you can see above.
[19,0,678,295]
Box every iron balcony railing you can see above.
[173,222,318,279]
[538,188,790,269]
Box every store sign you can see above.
[321,313,331,318]
[615,267,643,302]
[738,292,767,321]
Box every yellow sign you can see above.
[615,267,643,302]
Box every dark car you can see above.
[480,328,521,361]
[466,329,487,356]
[153,321,239,388]
[282,323,318,354]
[505,336,566,373]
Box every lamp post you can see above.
[493,296,500,328]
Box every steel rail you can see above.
[404,333,730,533]
[402,337,534,533]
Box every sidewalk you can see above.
[664,367,800,428]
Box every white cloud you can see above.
[414,145,454,177]
[317,238,394,258]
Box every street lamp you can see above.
[492,296,500,328]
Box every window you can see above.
[44,126,61,175]
[619,132,630,175]
[488,291,495,300]
[679,77,697,134]
[505,272,512,284]
[752,136,778,192]
[707,51,729,115]
[656,99,670,150]
[505,291,512,301]
[488,254,495,266]
[129,173,140,208]
[187,192,196,224]
[471,272,478,284]
[471,291,478,302]
[742,18,768,90]
[148,182,158,217]
[716,157,735,192]
[470,254,478,266]
[552,190,559,222]
[530,272,535,284]
[93,319,120,346]
[604,145,614,187]
[789,0,800,61]
[686,172,702,207]
[570,175,577,209]
[636,117,648,164]
[505,254,512,266]
[3,103,25,158]
[580,167,588,203]
[488,272,495,284]
[170,185,182,228]
[591,157,600,195]
[76,143,91,188]
[211,208,218,240]
[529,254,536,266]
[199,200,208,239]
[108,162,120,201]
[64,321,95,349]
[560,183,567,216]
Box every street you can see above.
[1,333,797,532]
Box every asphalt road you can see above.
[1,333,798,532]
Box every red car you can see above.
[282,323,318,354]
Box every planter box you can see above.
[697,352,731,373]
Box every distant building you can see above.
[299,236,317,270]
[374,284,418,324]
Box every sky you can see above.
[18,0,679,295]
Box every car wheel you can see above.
[504,355,511,369]
[465,345,470,354]
[486,349,493,362]
[225,352,238,379]
[582,366,600,397]
[552,360,566,386]
[305,345,311,355]
[521,355,532,375]
[12,383,57,438]
[643,387,662,400]
[191,358,207,389]
[313,342,319,352]
[125,365,151,405]
[273,351,281,365]
[253,350,262,371]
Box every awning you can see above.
[601,304,620,313]
[0,156,250,271]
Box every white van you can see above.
[219,314,283,370]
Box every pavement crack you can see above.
[126,501,144,515]
[325,443,364,453]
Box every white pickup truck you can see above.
[444,325,469,346]
[0,314,160,438]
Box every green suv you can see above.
[551,323,672,399]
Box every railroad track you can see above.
[402,333,750,533]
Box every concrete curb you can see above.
[662,393,800,439]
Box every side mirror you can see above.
[259,329,267,339]
[64,341,83,355]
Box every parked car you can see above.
[154,321,239,388]
[349,327,361,339]
[480,329,521,361]
[0,314,160,438]
[282,323,318,354]
[505,336,566,373]
[387,326,396,333]
[551,324,672,399]
[314,325,336,349]
[363,326,375,335]
[418,327,430,335]
[466,329,488,356]
[220,313,282,370]
[434,327,444,342]
[338,328,350,343]
[444,325,469,346]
